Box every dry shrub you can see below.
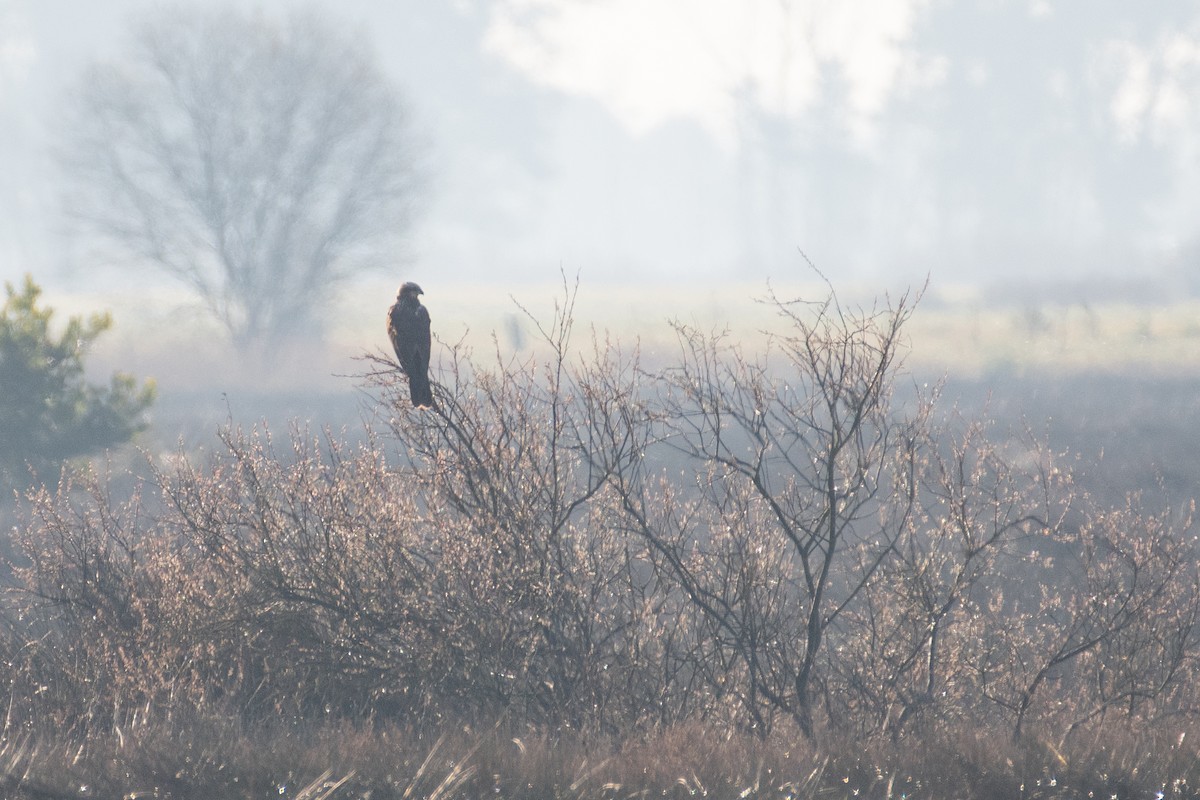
[2,280,1199,797]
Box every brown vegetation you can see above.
[3,281,1199,798]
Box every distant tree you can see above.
[0,275,156,490]
[59,6,422,347]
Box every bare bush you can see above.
[607,287,929,738]
[363,281,673,730]
[970,492,1199,741]
[2,278,1197,767]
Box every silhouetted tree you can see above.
[60,6,421,347]
[0,275,155,491]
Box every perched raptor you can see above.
[387,281,434,409]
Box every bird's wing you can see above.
[416,305,432,370]
[387,303,407,364]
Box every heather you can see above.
[3,284,1197,799]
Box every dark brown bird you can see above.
[387,281,434,409]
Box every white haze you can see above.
[3,1,1200,307]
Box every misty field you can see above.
[62,278,1200,426]
[5,281,1200,799]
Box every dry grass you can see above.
[2,716,1198,800]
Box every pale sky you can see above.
[3,1,1200,299]
[483,0,936,149]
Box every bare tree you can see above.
[60,6,421,347]
[609,284,927,738]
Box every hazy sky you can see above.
[3,0,1200,301]
[485,0,933,147]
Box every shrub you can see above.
[2,280,1197,794]
[0,274,155,491]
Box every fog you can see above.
[6,2,1200,286]
[2,1,1200,441]
[7,7,1200,782]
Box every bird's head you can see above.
[398,281,424,300]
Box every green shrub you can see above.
[0,274,155,490]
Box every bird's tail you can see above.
[410,374,435,410]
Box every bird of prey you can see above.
[387,281,434,409]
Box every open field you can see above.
[7,278,1200,799]
[65,278,1200,387]
[51,279,1200,500]
[33,274,1199,527]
